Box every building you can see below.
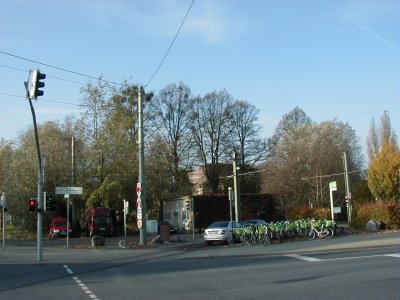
[162,167,206,232]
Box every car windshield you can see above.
[209,221,230,228]
[54,221,66,227]
[94,217,111,225]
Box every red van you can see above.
[49,217,72,238]
[88,207,114,237]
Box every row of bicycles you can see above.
[229,218,341,247]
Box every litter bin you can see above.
[160,223,170,242]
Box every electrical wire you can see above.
[1,0,195,95]
[0,64,89,86]
[0,50,123,86]
[0,92,83,107]
[145,0,195,87]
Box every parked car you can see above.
[158,221,178,235]
[240,219,268,227]
[203,220,241,246]
[49,217,72,238]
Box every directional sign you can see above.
[329,181,337,192]
[56,186,83,195]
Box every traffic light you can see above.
[29,69,46,99]
[28,198,37,213]
[44,192,56,212]
[185,200,190,210]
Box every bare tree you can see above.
[146,82,194,194]
[191,90,233,192]
[262,107,364,212]
[227,100,267,168]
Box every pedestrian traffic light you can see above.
[44,192,55,211]
[28,198,37,213]
[29,69,46,99]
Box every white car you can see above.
[203,221,241,246]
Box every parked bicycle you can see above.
[305,218,334,240]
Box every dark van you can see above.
[88,207,113,237]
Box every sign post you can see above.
[55,186,83,248]
[329,181,337,223]
[1,192,6,252]
[123,199,129,239]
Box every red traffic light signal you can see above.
[28,198,37,212]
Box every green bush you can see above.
[285,206,331,220]
[351,201,400,230]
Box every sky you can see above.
[0,0,399,163]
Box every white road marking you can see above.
[65,265,100,300]
[385,254,400,258]
[287,253,400,262]
[286,254,322,262]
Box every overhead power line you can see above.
[0,50,123,86]
[1,64,88,86]
[145,0,195,87]
[1,0,195,91]
[0,92,83,107]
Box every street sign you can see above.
[136,182,143,197]
[0,192,5,207]
[56,186,83,195]
[329,181,337,192]
[137,219,142,229]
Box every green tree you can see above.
[367,111,399,201]
[262,107,364,213]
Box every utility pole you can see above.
[232,152,240,222]
[71,137,76,226]
[138,86,146,245]
[342,152,351,224]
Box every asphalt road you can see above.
[0,232,399,300]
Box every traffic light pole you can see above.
[25,70,46,261]
[28,97,43,261]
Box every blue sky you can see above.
[1,0,399,162]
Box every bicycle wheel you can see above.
[324,228,334,239]
[305,229,315,240]
[228,233,234,247]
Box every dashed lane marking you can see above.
[285,254,322,262]
[63,265,100,300]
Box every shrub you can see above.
[351,201,400,230]
[285,206,331,220]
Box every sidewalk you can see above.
[0,232,398,264]
[0,233,204,264]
